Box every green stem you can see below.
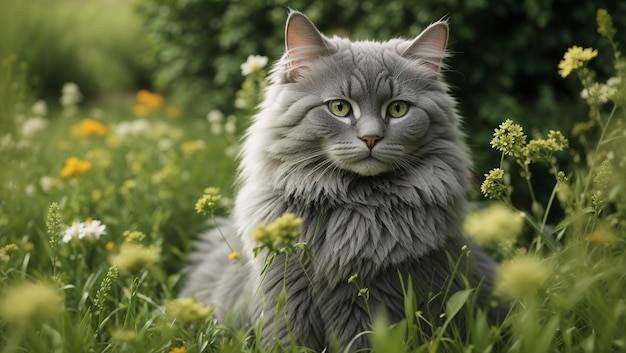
[211,216,234,253]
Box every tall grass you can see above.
[0,7,625,353]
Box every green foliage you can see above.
[135,0,625,185]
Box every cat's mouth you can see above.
[343,154,392,176]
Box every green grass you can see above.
[1,7,626,353]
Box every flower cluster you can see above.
[0,282,64,325]
[494,256,549,300]
[195,187,222,216]
[251,213,304,249]
[463,203,524,246]
[60,156,92,178]
[521,130,569,163]
[60,82,83,116]
[480,168,507,200]
[108,242,161,275]
[558,46,598,78]
[596,8,616,40]
[581,77,621,104]
[133,89,164,116]
[164,297,212,324]
[70,118,109,137]
[490,119,527,156]
[62,219,107,243]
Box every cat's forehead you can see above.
[329,40,406,97]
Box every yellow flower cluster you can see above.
[558,46,598,78]
[463,203,524,246]
[251,213,303,244]
[596,8,616,40]
[0,282,64,325]
[108,242,160,275]
[494,256,549,300]
[195,187,222,216]
[480,168,507,200]
[490,119,527,156]
[164,297,212,324]
[521,130,569,163]
[60,156,92,178]
[133,90,164,116]
[70,118,108,137]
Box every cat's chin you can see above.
[344,159,391,177]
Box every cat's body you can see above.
[181,11,505,351]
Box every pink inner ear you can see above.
[401,22,448,73]
[285,13,327,78]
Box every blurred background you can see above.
[1,0,625,184]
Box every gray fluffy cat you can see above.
[181,10,505,351]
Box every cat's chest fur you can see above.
[237,166,467,287]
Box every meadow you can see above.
[1,4,626,353]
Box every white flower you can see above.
[206,109,224,124]
[40,176,59,193]
[115,119,151,137]
[31,100,48,116]
[240,55,268,76]
[24,184,36,196]
[234,97,248,109]
[82,220,106,240]
[60,82,83,107]
[62,220,106,242]
[20,117,49,139]
[224,115,237,135]
[581,77,621,104]
[62,222,85,243]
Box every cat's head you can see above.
[247,11,466,183]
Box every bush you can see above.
[0,0,150,102]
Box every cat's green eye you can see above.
[328,99,352,117]
[387,101,409,118]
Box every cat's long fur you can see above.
[180,11,506,351]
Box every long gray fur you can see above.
[180,10,506,352]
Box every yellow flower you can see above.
[228,251,239,260]
[60,156,92,178]
[70,118,108,137]
[164,297,212,324]
[251,213,303,244]
[0,243,18,255]
[169,347,186,353]
[494,256,549,300]
[558,46,598,78]
[0,282,64,325]
[195,187,222,215]
[463,203,524,245]
[480,168,507,200]
[180,140,206,158]
[108,242,160,275]
[133,104,150,117]
[105,241,115,251]
[122,230,146,243]
[136,90,164,110]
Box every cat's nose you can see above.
[360,135,381,149]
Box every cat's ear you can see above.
[285,11,331,80]
[398,21,448,74]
